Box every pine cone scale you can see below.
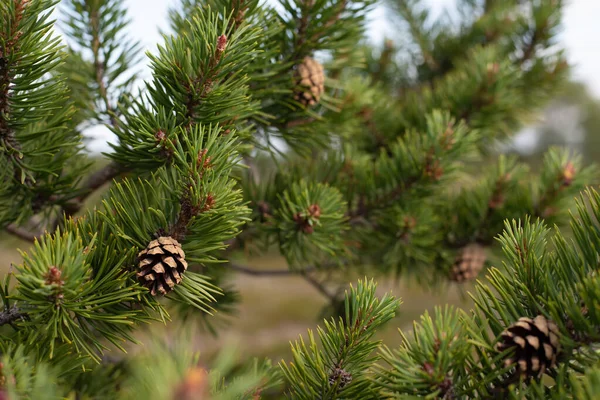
[496,315,560,377]
[137,236,187,296]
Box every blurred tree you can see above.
[521,80,600,164]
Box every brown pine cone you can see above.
[449,243,486,282]
[137,236,188,296]
[495,315,560,377]
[294,56,325,107]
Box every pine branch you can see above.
[520,16,549,64]
[230,0,250,31]
[0,0,27,183]
[0,304,26,326]
[81,162,122,197]
[395,0,438,71]
[291,0,349,61]
[227,262,337,302]
[184,35,228,125]
[347,176,420,219]
[53,161,122,228]
[90,6,117,127]
[300,271,336,301]
[5,224,39,243]
[228,262,316,276]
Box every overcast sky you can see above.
[119,0,600,94]
[78,0,600,151]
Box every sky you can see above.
[77,0,600,151]
[119,0,600,94]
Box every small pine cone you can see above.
[294,56,325,107]
[137,236,188,296]
[495,315,560,377]
[328,367,352,390]
[449,244,486,282]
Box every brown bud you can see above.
[45,266,64,286]
[217,35,227,54]
[201,193,215,212]
[486,62,500,80]
[155,130,166,141]
[197,149,212,170]
[488,193,505,209]
[425,160,443,181]
[562,162,575,186]
[155,130,174,158]
[308,204,321,219]
[403,216,416,230]
[423,362,435,375]
[174,367,209,400]
[293,212,314,234]
[440,124,455,150]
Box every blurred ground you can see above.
[191,253,474,362]
[0,239,474,363]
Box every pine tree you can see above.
[0,0,598,398]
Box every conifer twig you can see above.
[90,7,117,127]
[347,176,421,219]
[300,271,336,301]
[227,262,337,302]
[228,262,315,276]
[56,161,122,223]
[184,35,227,124]
[5,224,39,243]
[0,304,26,327]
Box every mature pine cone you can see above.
[294,56,325,107]
[137,236,188,296]
[449,243,486,282]
[495,315,560,377]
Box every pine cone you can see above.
[449,243,486,282]
[294,56,325,107]
[137,236,188,296]
[495,315,560,377]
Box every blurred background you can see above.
[2,0,599,363]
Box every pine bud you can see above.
[294,203,322,234]
[562,162,575,186]
[486,62,500,81]
[44,266,64,286]
[425,159,443,181]
[216,34,227,54]
[308,204,321,219]
[174,367,209,400]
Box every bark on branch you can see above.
[0,305,26,327]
